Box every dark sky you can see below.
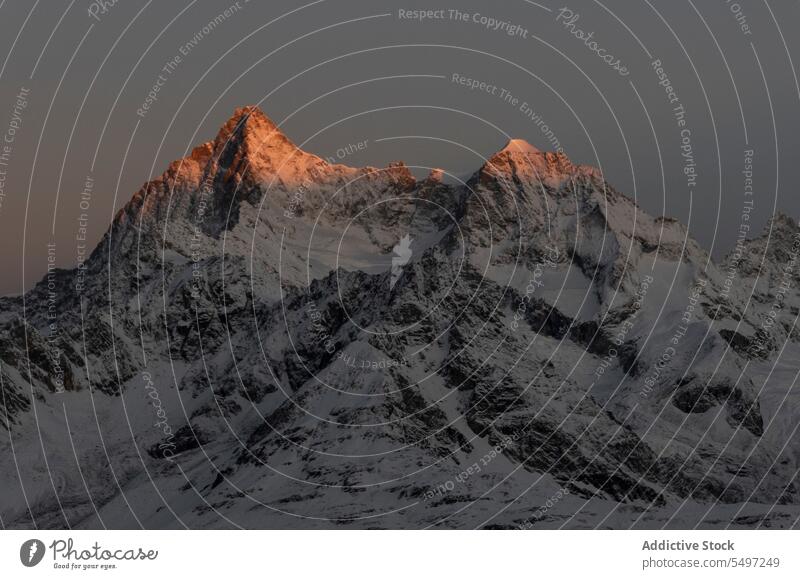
[0,0,797,295]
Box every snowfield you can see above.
[1,106,798,529]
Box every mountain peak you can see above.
[475,139,585,190]
[766,212,798,235]
[424,168,445,184]
[213,105,295,156]
[203,105,327,189]
[724,211,800,277]
[499,138,541,156]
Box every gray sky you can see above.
[0,0,797,295]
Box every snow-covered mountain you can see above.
[1,106,798,529]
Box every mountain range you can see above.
[1,105,798,529]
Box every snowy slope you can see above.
[1,106,798,529]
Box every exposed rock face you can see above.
[1,106,798,529]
